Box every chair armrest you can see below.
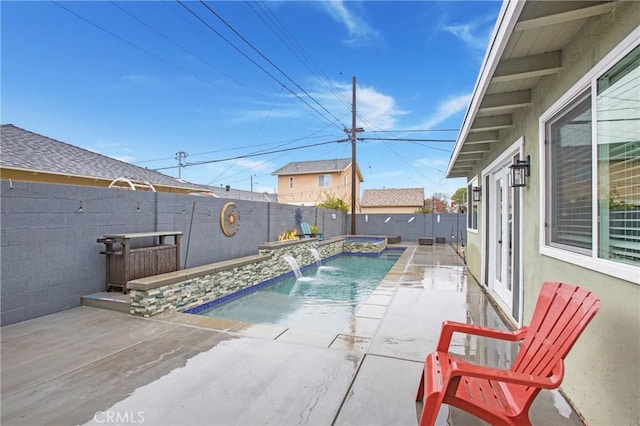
[448,358,564,389]
[436,321,528,352]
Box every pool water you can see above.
[197,251,401,334]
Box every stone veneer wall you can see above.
[129,237,345,317]
[342,237,387,254]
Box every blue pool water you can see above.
[196,251,401,334]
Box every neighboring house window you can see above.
[318,174,331,188]
[289,177,294,189]
[467,181,478,230]
[544,43,639,273]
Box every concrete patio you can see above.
[1,244,586,425]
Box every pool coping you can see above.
[157,245,415,352]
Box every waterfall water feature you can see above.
[283,255,302,279]
[309,248,322,267]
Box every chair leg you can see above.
[416,368,425,401]
[419,391,445,426]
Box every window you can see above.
[289,177,294,189]
[318,174,331,188]
[546,91,592,253]
[545,44,639,271]
[596,46,640,267]
[467,181,478,230]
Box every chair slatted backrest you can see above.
[301,222,311,236]
[508,282,600,400]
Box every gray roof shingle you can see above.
[360,187,425,207]
[0,124,206,191]
[272,158,352,175]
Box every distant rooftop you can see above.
[272,158,352,175]
[360,188,425,207]
[0,124,207,192]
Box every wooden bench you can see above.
[416,281,600,426]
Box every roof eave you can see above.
[0,166,205,192]
[446,0,526,178]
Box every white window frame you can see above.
[467,178,479,233]
[539,31,640,284]
[318,174,331,188]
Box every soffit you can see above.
[447,1,617,178]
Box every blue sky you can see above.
[1,1,501,197]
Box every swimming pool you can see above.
[193,251,401,334]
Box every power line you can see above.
[358,137,456,142]
[198,1,347,129]
[51,2,226,93]
[108,1,243,89]
[367,129,459,133]
[247,1,351,111]
[176,1,344,132]
[153,138,347,171]
[133,125,342,165]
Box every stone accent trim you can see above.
[129,238,345,317]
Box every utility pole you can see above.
[347,76,364,235]
[250,174,257,192]
[175,151,188,180]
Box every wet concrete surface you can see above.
[1,244,585,425]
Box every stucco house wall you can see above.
[276,164,359,207]
[465,4,639,424]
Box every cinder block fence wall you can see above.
[0,180,465,325]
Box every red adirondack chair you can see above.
[416,281,600,426]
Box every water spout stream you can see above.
[309,248,322,267]
[283,255,302,279]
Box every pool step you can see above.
[81,292,131,314]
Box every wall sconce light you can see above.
[472,186,482,202]
[509,155,530,188]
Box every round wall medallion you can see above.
[220,202,240,237]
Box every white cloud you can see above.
[319,1,381,47]
[233,158,272,171]
[313,80,408,131]
[357,86,408,130]
[442,14,496,51]
[418,94,471,130]
[415,157,449,168]
[225,105,301,125]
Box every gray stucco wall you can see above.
[0,180,466,327]
[353,213,466,244]
[0,180,345,325]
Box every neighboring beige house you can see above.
[272,158,363,207]
[360,188,424,214]
[447,1,639,425]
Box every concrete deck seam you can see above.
[329,352,371,426]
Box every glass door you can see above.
[491,167,513,307]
